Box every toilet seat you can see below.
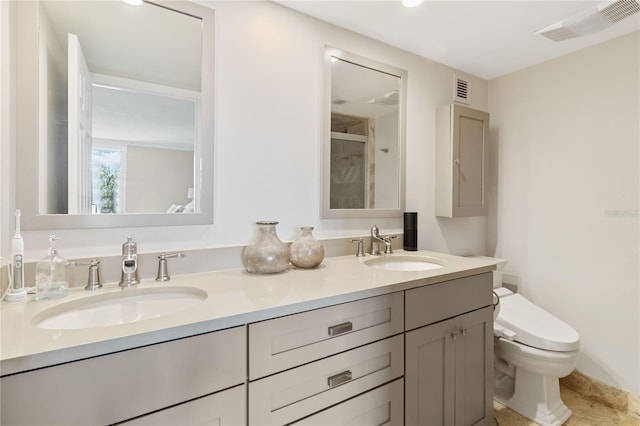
[495,289,579,352]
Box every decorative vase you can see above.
[290,226,324,269]
[242,221,290,274]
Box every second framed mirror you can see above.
[322,47,407,219]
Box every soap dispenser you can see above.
[35,235,69,301]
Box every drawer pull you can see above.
[328,321,353,336]
[327,370,353,388]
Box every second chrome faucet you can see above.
[370,224,394,255]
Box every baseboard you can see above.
[560,370,640,419]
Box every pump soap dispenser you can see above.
[35,235,69,301]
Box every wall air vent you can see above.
[454,75,471,105]
[536,0,640,42]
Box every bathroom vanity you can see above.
[0,251,495,425]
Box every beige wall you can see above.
[488,32,640,394]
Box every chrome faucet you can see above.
[370,224,393,255]
[119,237,140,287]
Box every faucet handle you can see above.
[68,259,103,290]
[85,259,103,290]
[350,239,366,257]
[67,259,103,290]
[156,252,186,282]
[384,235,398,254]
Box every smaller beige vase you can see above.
[290,226,324,269]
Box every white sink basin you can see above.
[364,256,445,272]
[33,286,207,330]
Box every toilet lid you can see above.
[495,293,579,352]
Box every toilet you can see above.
[477,257,580,426]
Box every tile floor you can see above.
[493,387,640,426]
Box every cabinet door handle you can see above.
[450,329,466,340]
[328,321,353,336]
[454,158,460,166]
[327,370,352,388]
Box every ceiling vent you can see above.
[366,90,399,105]
[331,96,348,105]
[454,75,471,105]
[536,0,640,42]
[600,0,640,22]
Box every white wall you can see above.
[38,5,67,214]
[2,0,488,261]
[374,111,398,208]
[126,146,193,213]
[1,0,14,260]
[487,32,640,394]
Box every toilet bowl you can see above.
[493,287,580,426]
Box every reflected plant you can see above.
[99,165,118,214]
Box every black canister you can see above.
[403,212,418,251]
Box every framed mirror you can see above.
[15,0,214,230]
[322,47,407,219]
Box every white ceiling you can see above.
[277,0,640,80]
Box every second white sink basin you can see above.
[365,256,445,272]
[33,286,207,330]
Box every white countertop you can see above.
[1,251,495,376]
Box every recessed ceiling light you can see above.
[122,0,143,5]
[402,0,424,7]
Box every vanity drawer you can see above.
[249,334,404,426]
[405,272,492,331]
[292,378,404,426]
[122,384,245,426]
[0,326,246,426]
[249,292,404,379]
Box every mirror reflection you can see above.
[36,0,202,215]
[324,48,406,218]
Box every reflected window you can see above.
[91,147,122,214]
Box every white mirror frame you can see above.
[321,46,407,219]
[15,0,215,230]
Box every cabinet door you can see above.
[405,307,493,426]
[453,306,494,426]
[122,385,245,426]
[406,317,456,426]
[436,103,489,218]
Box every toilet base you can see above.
[494,368,572,426]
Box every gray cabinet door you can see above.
[406,306,493,426]
[436,103,489,217]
